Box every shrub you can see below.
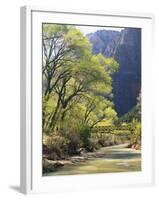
[78,124,91,149]
[57,123,82,156]
[45,134,69,160]
[87,138,101,151]
[67,133,81,155]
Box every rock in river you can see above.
[43,159,65,172]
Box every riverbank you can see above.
[43,144,141,175]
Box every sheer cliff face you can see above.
[87,28,141,116]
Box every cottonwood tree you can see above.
[42,24,119,134]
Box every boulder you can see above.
[43,159,64,173]
[70,156,86,163]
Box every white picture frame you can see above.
[20,5,154,194]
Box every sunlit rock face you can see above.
[87,28,141,116]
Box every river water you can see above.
[44,144,141,176]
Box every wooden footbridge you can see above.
[91,125,133,141]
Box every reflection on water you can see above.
[44,145,141,176]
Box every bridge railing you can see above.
[91,125,132,135]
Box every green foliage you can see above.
[131,119,141,137]
[97,54,119,74]
[118,92,141,124]
[65,27,92,56]
[43,24,70,38]
[78,124,91,149]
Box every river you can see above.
[44,144,141,176]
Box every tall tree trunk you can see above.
[47,94,62,132]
